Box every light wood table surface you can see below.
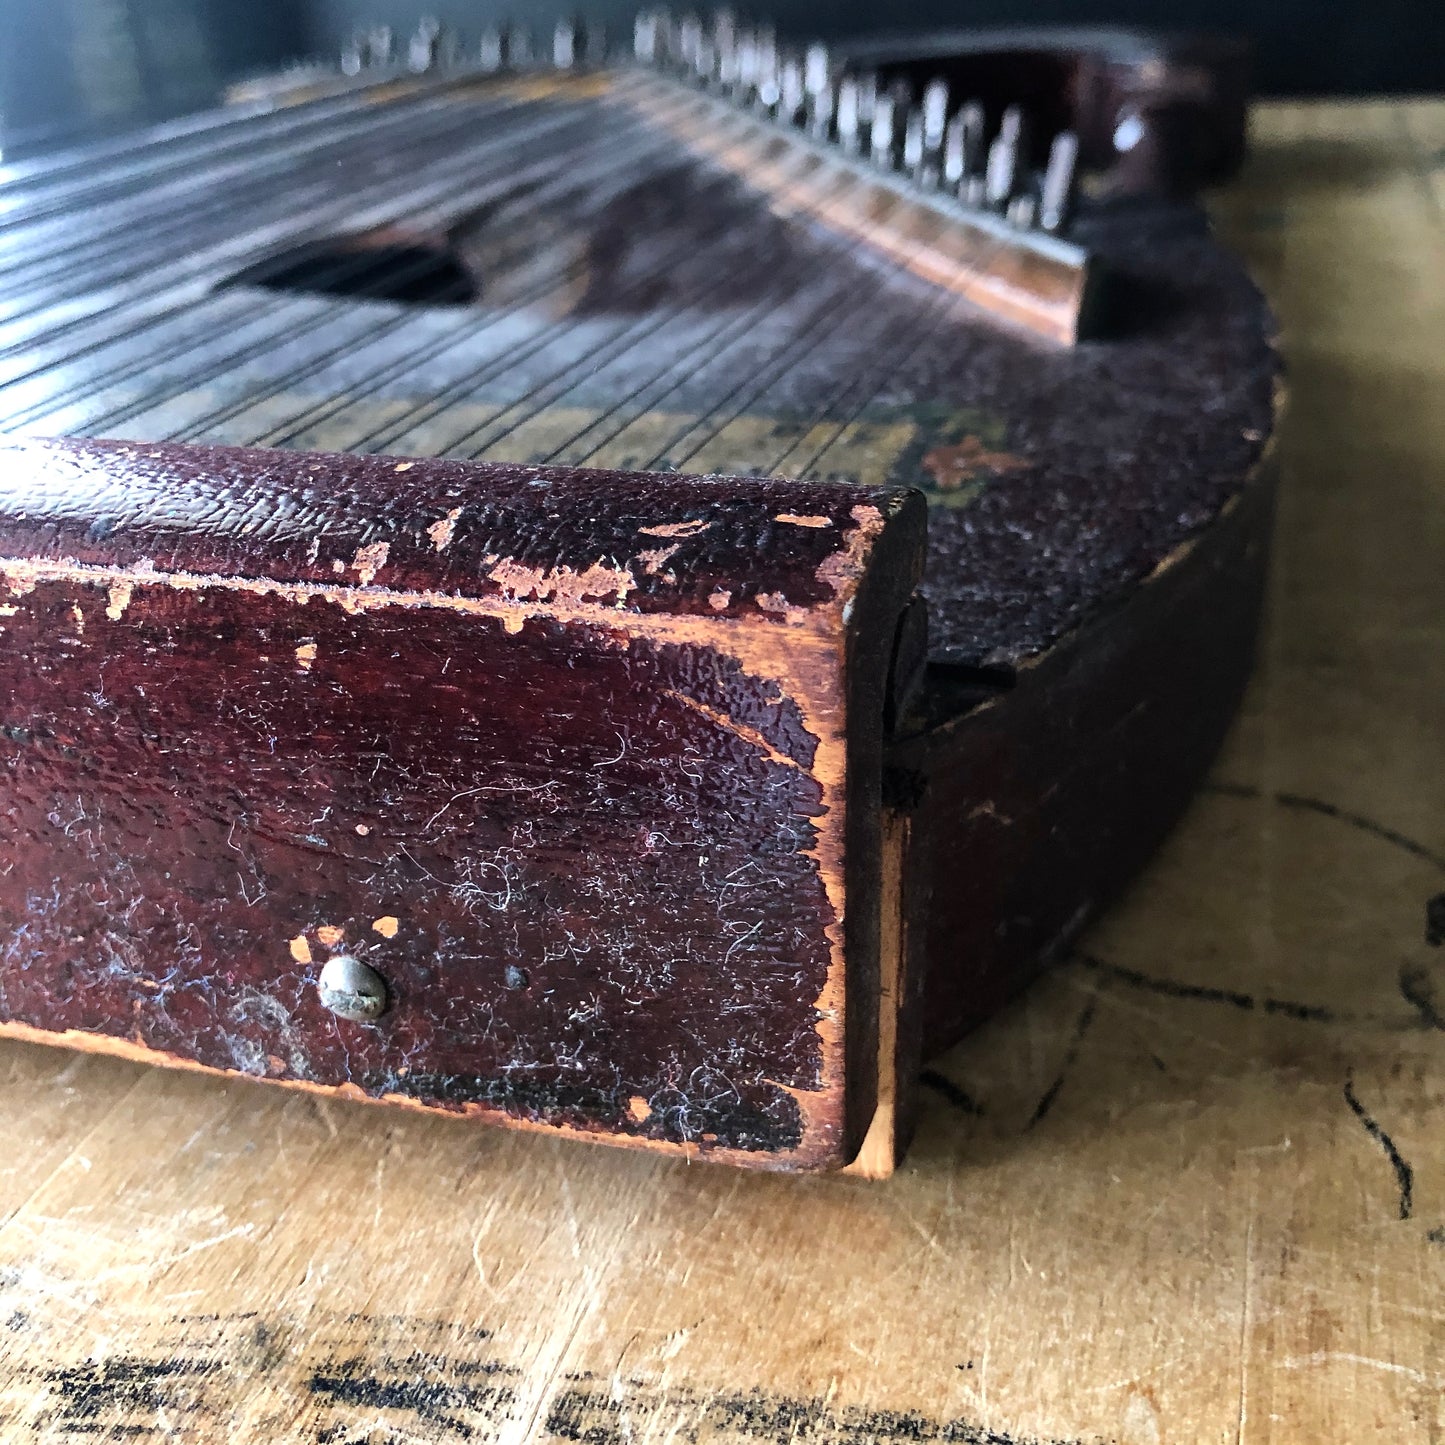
[0,98,1441,1443]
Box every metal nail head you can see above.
[318,955,389,1022]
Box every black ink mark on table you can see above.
[920,1069,985,1116]
[550,1373,1104,1445]
[1398,966,1445,1031]
[1342,1074,1414,1221]
[1027,994,1099,1129]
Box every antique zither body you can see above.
[0,17,1279,1173]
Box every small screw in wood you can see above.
[317,955,389,1022]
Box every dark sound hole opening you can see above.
[225,229,479,307]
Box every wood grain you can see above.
[0,99,1441,1440]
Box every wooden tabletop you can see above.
[0,98,1441,1443]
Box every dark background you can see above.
[3,0,1444,156]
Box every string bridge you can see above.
[611,66,1097,346]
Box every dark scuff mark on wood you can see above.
[1398,966,1445,1032]
[1425,893,1445,947]
[918,1069,985,1116]
[12,1305,1104,1445]
[1025,994,1098,1130]
[1076,954,1347,1026]
[548,1374,1100,1445]
[1342,1074,1414,1221]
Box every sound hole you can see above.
[225,225,479,307]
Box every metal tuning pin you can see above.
[729,27,750,88]
[693,33,716,84]
[753,26,779,110]
[1039,130,1079,232]
[802,42,831,134]
[509,23,532,67]
[922,78,948,147]
[677,14,703,73]
[917,77,948,184]
[480,22,504,71]
[716,32,740,88]
[956,101,988,203]
[943,113,966,187]
[779,57,805,123]
[855,72,878,127]
[553,17,578,69]
[633,10,660,64]
[1006,193,1038,228]
[712,9,736,60]
[407,16,441,73]
[803,44,829,101]
[807,77,835,139]
[368,25,393,66]
[870,92,897,169]
[903,109,926,181]
[836,76,861,153]
[755,47,781,113]
[985,105,1025,209]
[340,34,365,75]
[711,11,737,87]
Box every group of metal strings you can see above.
[337,10,1079,235]
[0,19,1050,474]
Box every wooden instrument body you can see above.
[0,31,1280,1173]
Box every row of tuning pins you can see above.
[341,15,608,76]
[632,9,1079,234]
[337,11,1078,234]
[340,20,457,74]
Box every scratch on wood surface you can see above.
[1276,1352,1445,1387]
[85,1223,257,1281]
[662,690,805,773]
[1072,1357,1192,1397]
[507,1279,600,1445]
[637,519,711,538]
[1235,1209,1255,1445]
[0,1074,151,1257]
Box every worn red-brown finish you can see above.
[898,457,1277,1055]
[0,438,926,1169]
